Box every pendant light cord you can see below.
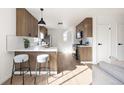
[40,8,44,18]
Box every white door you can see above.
[117,25,124,60]
[96,25,111,62]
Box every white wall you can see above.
[92,16,97,64]
[0,9,16,84]
[48,27,75,53]
[7,36,39,51]
[93,16,124,64]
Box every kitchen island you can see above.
[9,46,58,74]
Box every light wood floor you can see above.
[3,53,92,85]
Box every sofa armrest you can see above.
[92,65,123,85]
[99,62,124,83]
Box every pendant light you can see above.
[38,8,46,25]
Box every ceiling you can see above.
[26,8,124,29]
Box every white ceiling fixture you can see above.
[38,8,46,25]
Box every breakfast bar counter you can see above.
[9,46,58,74]
[8,46,58,52]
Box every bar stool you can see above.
[11,54,32,85]
[34,54,50,85]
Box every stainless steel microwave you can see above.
[76,31,83,39]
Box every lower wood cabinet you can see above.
[15,52,58,73]
[78,47,92,61]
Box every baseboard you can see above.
[14,71,57,75]
[80,61,92,64]
[1,71,57,85]
[1,74,12,85]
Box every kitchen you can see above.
[6,8,59,84]
[0,0,123,93]
[3,8,124,85]
[3,8,93,85]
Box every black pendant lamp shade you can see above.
[38,18,46,25]
[38,8,46,25]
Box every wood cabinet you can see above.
[39,26,48,37]
[16,8,38,37]
[76,18,93,61]
[83,18,92,37]
[78,47,92,61]
[76,18,92,37]
[15,52,58,73]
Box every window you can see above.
[40,32,44,39]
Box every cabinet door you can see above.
[16,8,26,36]
[25,9,32,36]
[16,8,38,37]
[76,18,92,37]
[78,47,92,61]
[26,11,38,37]
[76,26,79,32]
[83,18,92,37]
[32,17,38,37]
[30,14,34,37]
[87,47,92,61]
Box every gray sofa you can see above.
[92,61,124,85]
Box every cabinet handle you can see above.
[28,33,31,36]
[118,43,123,45]
[98,43,102,45]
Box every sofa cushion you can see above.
[109,56,124,69]
[99,61,124,83]
[111,61,124,69]
[109,56,119,62]
[92,65,123,85]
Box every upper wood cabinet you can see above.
[39,26,48,37]
[83,18,92,37]
[16,8,38,37]
[76,18,92,37]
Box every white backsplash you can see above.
[6,35,39,51]
[82,37,93,46]
[74,37,93,46]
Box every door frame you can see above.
[96,24,111,63]
[116,24,124,60]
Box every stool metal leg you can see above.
[11,61,15,84]
[34,62,38,84]
[20,63,21,76]
[28,61,32,76]
[20,62,24,85]
[48,61,51,76]
[39,63,41,75]
[22,69,24,85]
[46,61,49,84]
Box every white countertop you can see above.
[77,45,92,47]
[8,46,58,52]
